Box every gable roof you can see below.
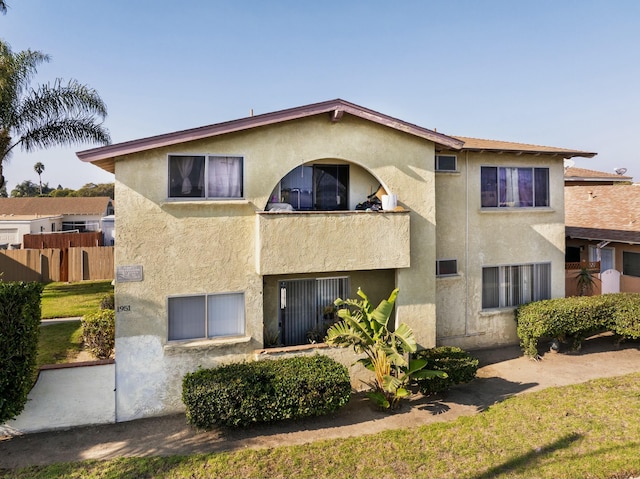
[565,185,640,244]
[452,136,596,159]
[0,197,112,217]
[565,166,632,183]
[77,99,465,173]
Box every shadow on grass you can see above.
[471,432,582,479]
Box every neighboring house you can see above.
[0,214,63,249]
[564,166,632,187]
[565,179,640,295]
[77,99,595,421]
[0,197,114,248]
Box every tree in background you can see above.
[33,161,44,194]
[76,182,114,198]
[0,184,7,197]
[10,179,52,197]
[49,187,78,197]
[0,40,111,190]
[0,1,6,14]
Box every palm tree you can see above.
[33,161,44,194]
[0,1,7,14]
[0,40,111,189]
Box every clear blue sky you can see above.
[2,0,639,193]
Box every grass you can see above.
[37,281,113,367]
[37,320,84,368]
[41,280,113,319]
[3,372,640,479]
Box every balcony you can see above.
[256,210,411,275]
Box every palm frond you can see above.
[18,118,111,152]
[16,79,108,127]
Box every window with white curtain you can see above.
[168,292,245,340]
[168,155,243,199]
[481,166,549,208]
[482,263,551,309]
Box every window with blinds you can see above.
[168,292,245,341]
[482,263,551,309]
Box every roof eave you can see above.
[461,148,597,159]
[77,99,464,171]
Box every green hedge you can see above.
[515,293,640,357]
[81,309,115,359]
[413,346,479,395]
[0,282,44,423]
[182,355,351,429]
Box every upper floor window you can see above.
[435,155,457,172]
[168,155,243,199]
[481,167,549,208]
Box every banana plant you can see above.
[325,288,446,410]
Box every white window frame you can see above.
[435,155,457,172]
[482,262,551,309]
[167,154,244,200]
[167,291,245,341]
[436,259,458,276]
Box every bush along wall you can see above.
[81,309,115,359]
[0,281,44,423]
[413,346,479,395]
[182,355,352,429]
[515,293,640,358]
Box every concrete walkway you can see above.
[1,335,639,470]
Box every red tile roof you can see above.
[565,185,640,244]
[565,167,630,180]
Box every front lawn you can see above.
[41,280,113,319]
[4,372,640,479]
[37,320,84,367]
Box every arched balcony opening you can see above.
[264,160,387,212]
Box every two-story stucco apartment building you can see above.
[77,99,595,421]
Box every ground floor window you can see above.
[623,251,640,277]
[168,292,245,341]
[482,263,551,309]
[279,277,349,346]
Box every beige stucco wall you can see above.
[435,151,566,350]
[112,114,437,420]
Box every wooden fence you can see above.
[0,247,114,283]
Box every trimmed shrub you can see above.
[515,293,640,357]
[99,292,115,310]
[81,309,115,359]
[182,355,351,429]
[0,281,44,423]
[413,346,479,395]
